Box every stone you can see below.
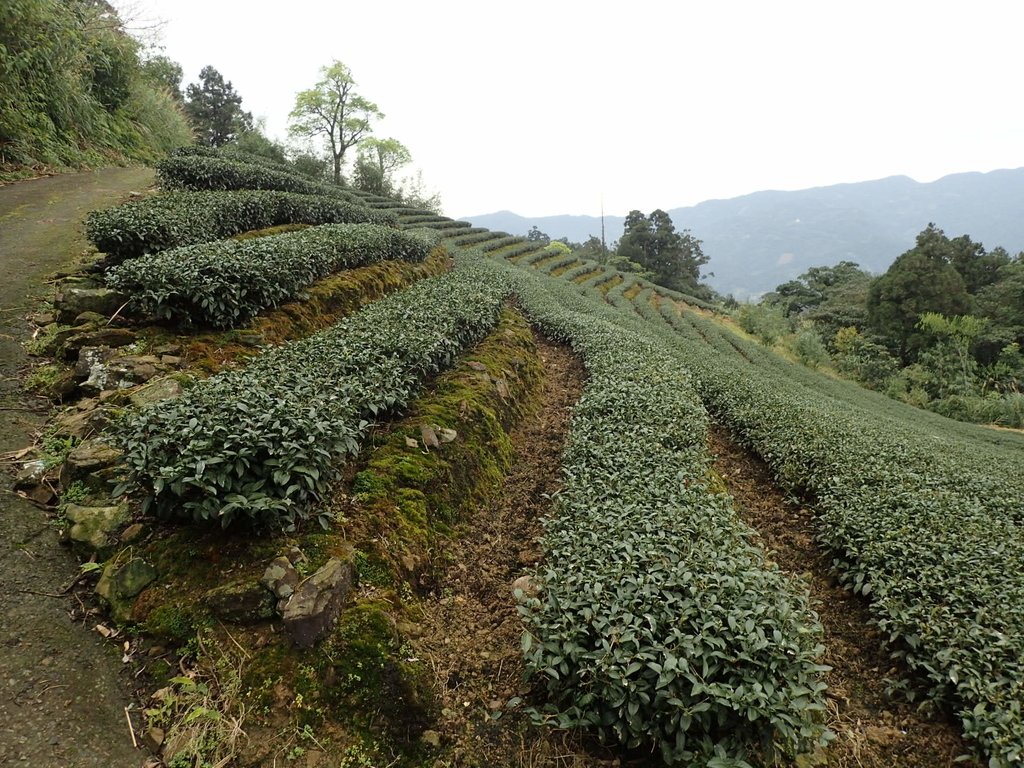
[34,324,90,357]
[160,355,182,366]
[59,440,122,488]
[60,327,137,359]
[203,579,276,624]
[96,558,157,622]
[120,522,145,543]
[13,460,47,490]
[282,557,356,649]
[420,730,441,749]
[22,483,57,506]
[65,503,130,553]
[152,343,182,356]
[233,330,264,347]
[261,556,299,601]
[74,311,108,325]
[78,352,165,395]
[38,367,79,402]
[28,311,56,326]
[55,287,127,324]
[129,378,184,408]
[53,405,111,440]
[142,727,164,752]
[511,575,539,599]
[74,346,116,380]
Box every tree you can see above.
[395,169,442,213]
[352,137,411,196]
[184,66,252,147]
[527,226,551,244]
[767,261,871,317]
[140,54,183,100]
[947,237,1010,294]
[917,313,988,395]
[289,60,382,185]
[866,224,971,361]
[616,209,708,294]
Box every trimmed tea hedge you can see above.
[652,302,1024,766]
[481,255,830,765]
[105,224,438,328]
[86,190,397,264]
[115,255,509,527]
[157,153,359,202]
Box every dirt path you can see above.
[709,426,978,768]
[411,335,623,767]
[0,167,153,767]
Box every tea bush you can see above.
[489,259,831,765]
[653,302,1024,766]
[87,190,397,264]
[157,152,357,201]
[115,255,508,528]
[105,224,437,328]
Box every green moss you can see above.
[322,601,434,731]
[354,550,394,588]
[143,603,202,644]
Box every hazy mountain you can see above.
[461,168,1024,298]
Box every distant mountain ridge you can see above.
[461,168,1024,298]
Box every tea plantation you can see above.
[30,147,1024,767]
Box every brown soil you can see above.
[411,334,619,767]
[0,167,153,767]
[709,425,979,768]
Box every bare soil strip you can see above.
[709,425,978,768]
[410,334,624,767]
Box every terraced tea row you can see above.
[477,256,831,765]
[633,293,1024,766]
[105,223,437,328]
[86,189,396,263]
[115,255,509,528]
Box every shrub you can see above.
[157,153,356,200]
[105,224,438,328]
[489,258,830,764]
[115,256,509,528]
[86,190,397,264]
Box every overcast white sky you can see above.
[122,0,1024,220]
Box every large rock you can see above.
[77,352,165,395]
[129,377,184,408]
[65,503,130,554]
[53,404,113,440]
[96,558,157,623]
[33,324,91,357]
[282,557,357,649]
[74,346,116,380]
[203,579,276,624]
[55,287,126,324]
[261,556,299,606]
[60,328,137,360]
[59,440,122,489]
